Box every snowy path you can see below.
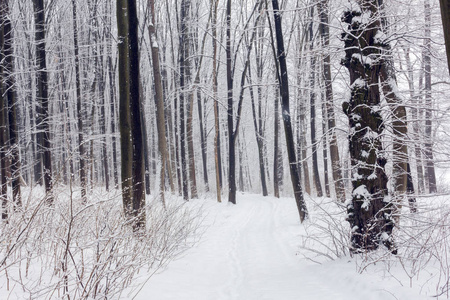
[131,194,430,300]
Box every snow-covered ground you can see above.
[127,194,434,300]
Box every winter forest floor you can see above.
[126,194,437,300]
[1,190,448,299]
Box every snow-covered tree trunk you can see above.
[342,0,395,253]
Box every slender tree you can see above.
[439,0,450,74]
[71,0,87,202]
[318,0,345,202]
[33,0,53,202]
[271,0,308,222]
[2,0,21,208]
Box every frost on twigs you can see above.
[0,187,202,299]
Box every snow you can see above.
[123,194,433,300]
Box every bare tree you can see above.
[271,0,308,222]
[117,0,146,229]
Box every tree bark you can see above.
[117,0,146,229]
[34,0,53,202]
[308,7,323,197]
[439,0,450,74]
[149,0,170,204]
[271,0,308,222]
[2,1,21,209]
[423,0,437,193]
[342,1,395,253]
[318,0,345,202]
[71,0,87,202]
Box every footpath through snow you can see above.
[130,194,431,300]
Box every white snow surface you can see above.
[126,194,432,300]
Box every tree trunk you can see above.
[274,79,281,198]
[342,2,395,253]
[117,0,146,230]
[439,0,450,74]
[149,0,170,204]
[271,0,308,222]
[212,0,221,202]
[308,7,323,197]
[179,0,190,201]
[71,0,87,202]
[34,0,53,202]
[3,2,21,208]
[226,0,236,204]
[423,0,437,193]
[318,0,345,202]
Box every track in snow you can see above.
[131,194,429,300]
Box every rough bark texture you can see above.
[272,0,308,222]
[212,0,221,202]
[342,2,395,253]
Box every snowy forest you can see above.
[1,0,450,298]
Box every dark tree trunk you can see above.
[212,0,221,202]
[117,0,146,230]
[0,16,7,219]
[273,80,281,198]
[271,0,308,222]
[179,0,190,201]
[439,0,450,74]
[226,0,236,204]
[34,0,53,202]
[341,2,395,253]
[2,2,21,208]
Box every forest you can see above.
[1,0,450,298]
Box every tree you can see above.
[71,0,87,202]
[33,0,53,202]
[341,0,395,253]
[439,0,450,74]
[2,0,21,209]
[318,0,345,202]
[117,0,146,229]
[148,0,170,204]
[271,0,308,222]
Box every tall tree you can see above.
[148,0,170,204]
[341,0,395,253]
[117,0,146,229]
[423,0,437,193]
[71,0,87,202]
[2,0,21,208]
[318,0,345,202]
[308,6,323,197]
[439,0,450,73]
[271,0,308,222]
[33,0,53,202]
